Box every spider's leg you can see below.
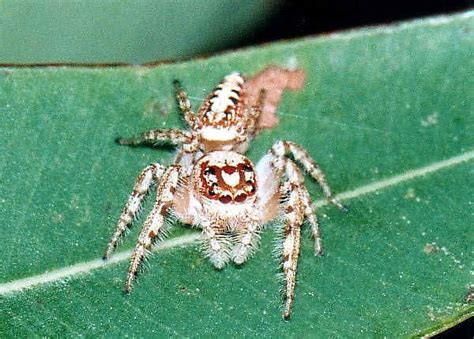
[125,165,180,293]
[246,89,266,137]
[116,128,190,147]
[173,79,195,127]
[271,140,347,211]
[300,187,323,256]
[201,222,232,269]
[103,163,165,259]
[278,160,306,320]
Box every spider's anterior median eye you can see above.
[243,164,253,172]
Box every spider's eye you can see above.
[204,167,216,176]
[243,164,253,172]
[247,183,256,193]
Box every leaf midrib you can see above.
[2,149,473,295]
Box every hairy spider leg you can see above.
[103,163,166,259]
[173,79,196,127]
[232,88,265,154]
[116,128,191,147]
[271,140,346,255]
[272,140,347,211]
[299,187,323,255]
[269,146,308,319]
[280,161,306,320]
[125,165,181,293]
[245,88,266,138]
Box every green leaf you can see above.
[1,11,473,337]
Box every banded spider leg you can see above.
[269,140,346,319]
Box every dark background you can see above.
[246,0,473,46]
[1,1,471,64]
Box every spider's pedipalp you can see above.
[201,222,232,269]
[103,163,166,260]
[231,221,261,265]
[125,165,181,293]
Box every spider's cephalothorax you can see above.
[105,72,346,319]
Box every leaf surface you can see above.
[1,12,473,337]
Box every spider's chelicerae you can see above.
[103,72,346,319]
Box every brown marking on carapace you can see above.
[148,230,156,238]
[234,193,247,203]
[224,105,234,115]
[290,183,299,191]
[219,195,232,204]
[222,165,236,174]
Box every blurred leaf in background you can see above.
[0,0,280,64]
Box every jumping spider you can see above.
[103,72,346,319]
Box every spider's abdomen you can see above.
[192,151,257,205]
[196,73,245,143]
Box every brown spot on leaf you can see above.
[245,66,306,131]
[424,243,439,254]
